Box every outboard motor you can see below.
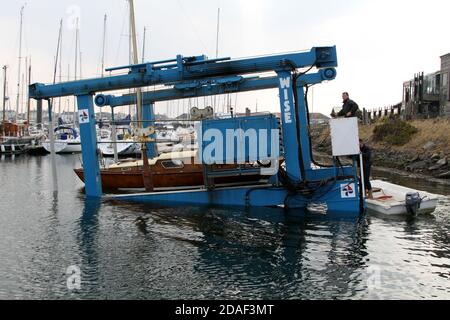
[405,192,422,216]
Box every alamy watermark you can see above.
[66,5,81,30]
[66,265,81,291]
[167,124,281,176]
[366,265,383,299]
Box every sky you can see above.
[1,0,450,117]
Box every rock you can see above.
[431,153,440,160]
[409,155,420,163]
[437,171,450,179]
[406,160,428,171]
[436,157,448,166]
[429,164,444,171]
[423,141,436,150]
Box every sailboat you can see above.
[42,124,81,154]
[74,149,269,190]
[41,18,83,155]
[0,6,29,155]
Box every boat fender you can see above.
[405,192,422,216]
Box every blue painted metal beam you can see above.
[29,47,337,100]
[95,69,336,108]
[277,71,302,182]
[76,94,102,197]
[95,76,278,107]
[295,85,312,170]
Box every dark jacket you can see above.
[360,144,372,167]
[338,98,359,118]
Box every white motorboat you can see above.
[366,180,440,216]
[98,139,141,157]
[97,126,141,157]
[43,126,82,154]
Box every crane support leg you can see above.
[294,85,312,169]
[277,71,302,183]
[76,94,102,197]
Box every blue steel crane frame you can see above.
[29,47,364,217]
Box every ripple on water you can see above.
[0,155,449,299]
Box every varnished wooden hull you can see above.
[74,164,264,190]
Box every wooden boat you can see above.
[366,180,440,216]
[74,150,270,191]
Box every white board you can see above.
[330,118,360,156]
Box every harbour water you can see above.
[0,154,449,299]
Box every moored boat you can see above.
[74,150,270,191]
[97,126,141,157]
[0,137,28,155]
[43,126,81,154]
[366,180,440,216]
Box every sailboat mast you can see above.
[79,52,83,79]
[101,14,107,78]
[58,22,63,117]
[51,19,63,130]
[100,14,107,122]
[27,59,31,127]
[215,7,220,59]
[2,65,7,136]
[16,5,25,122]
[128,0,143,127]
[128,2,132,117]
[74,18,78,81]
[142,26,147,63]
[74,18,79,125]
[21,72,25,120]
[67,63,70,115]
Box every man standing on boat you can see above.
[334,92,360,118]
[360,139,373,199]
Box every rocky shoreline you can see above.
[312,119,450,180]
[371,146,450,179]
[373,148,450,179]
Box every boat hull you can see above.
[366,199,439,216]
[26,145,49,156]
[74,164,266,190]
[0,143,28,155]
[366,180,440,216]
[98,142,140,157]
[43,141,82,154]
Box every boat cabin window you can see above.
[161,160,184,169]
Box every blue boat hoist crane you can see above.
[29,47,366,217]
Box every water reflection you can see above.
[104,203,373,299]
[76,197,101,298]
[0,154,449,299]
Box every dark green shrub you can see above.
[373,118,418,146]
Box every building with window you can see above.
[402,53,450,119]
[440,53,450,117]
